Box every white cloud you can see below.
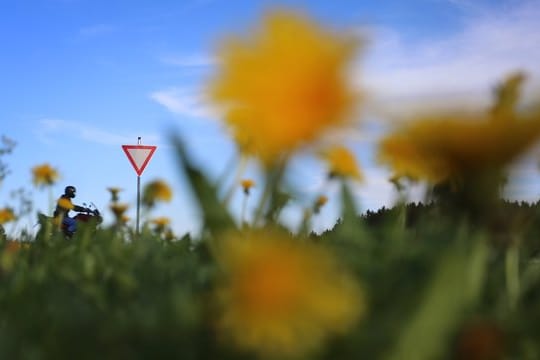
[150,87,217,119]
[360,0,540,117]
[153,2,540,121]
[37,119,160,146]
[148,0,540,214]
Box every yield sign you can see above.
[122,145,157,176]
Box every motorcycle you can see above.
[64,203,103,236]
[37,202,103,239]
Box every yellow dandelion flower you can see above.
[0,208,16,225]
[378,131,450,183]
[110,203,129,220]
[377,72,540,184]
[314,195,328,214]
[214,228,364,357]
[107,187,123,202]
[151,216,171,234]
[208,10,362,165]
[315,195,328,207]
[142,180,173,207]
[151,216,170,227]
[321,146,362,180]
[31,163,59,187]
[240,179,255,195]
[120,215,130,225]
[378,111,540,184]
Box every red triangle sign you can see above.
[122,145,157,176]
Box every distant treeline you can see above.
[316,200,540,254]
[360,200,540,228]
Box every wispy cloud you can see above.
[150,86,217,119]
[147,0,540,211]
[360,0,540,116]
[152,2,540,121]
[37,119,160,146]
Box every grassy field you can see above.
[1,140,540,359]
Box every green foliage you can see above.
[170,135,235,235]
[1,139,540,359]
[0,231,205,360]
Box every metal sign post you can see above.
[136,137,141,235]
[137,169,140,234]
[122,137,157,235]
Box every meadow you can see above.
[1,9,540,360]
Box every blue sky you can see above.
[1,0,540,236]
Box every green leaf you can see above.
[505,243,520,311]
[170,135,235,234]
[385,237,488,360]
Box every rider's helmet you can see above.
[64,186,77,198]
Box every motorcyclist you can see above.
[53,185,92,237]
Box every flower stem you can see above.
[253,161,286,226]
[505,241,520,311]
[222,155,247,207]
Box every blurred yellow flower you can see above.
[31,163,59,187]
[107,187,123,202]
[0,208,16,225]
[240,179,255,195]
[378,72,540,184]
[321,146,362,180]
[379,114,540,183]
[214,228,364,357]
[315,195,328,207]
[142,180,173,207]
[314,195,328,214]
[110,203,129,220]
[151,216,170,227]
[151,216,171,234]
[208,10,362,164]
